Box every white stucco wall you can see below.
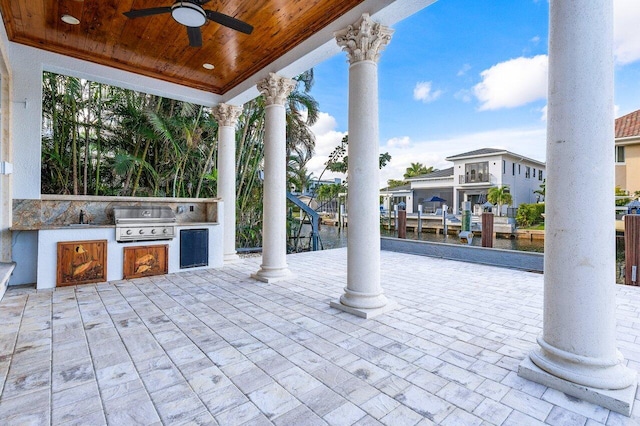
[500,156,545,206]
[8,46,42,200]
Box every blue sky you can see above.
[306,0,640,187]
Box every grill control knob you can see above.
[163,229,168,234]
[139,229,144,234]
[151,229,156,234]
[126,229,132,235]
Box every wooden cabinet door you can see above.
[123,245,168,279]
[57,240,107,286]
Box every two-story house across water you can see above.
[382,148,546,214]
[615,109,640,195]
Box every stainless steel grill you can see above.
[113,206,176,242]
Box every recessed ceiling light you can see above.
[61,15,80,25]
[203,63,215,70]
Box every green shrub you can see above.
[516,203,545,228]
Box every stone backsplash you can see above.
[12,196,219,229]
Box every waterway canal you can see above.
[306,225,626,283]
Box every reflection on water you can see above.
[380,229,546,252]
[294,224,348,250]
[310,225,626,284]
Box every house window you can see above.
[616,146,625,163]
[512,163,515,176]
[464,162,489,183]
[518,164,521,174]
[525,166,531,179]
[539,170,543,181]
[533,168,536,178]
[503,160,506,174]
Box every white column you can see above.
[251,73,295,283]
[330,14,396,318]
[211,103,243,263]
[518,0,637,416]
[452,189,459,215]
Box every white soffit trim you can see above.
[615,136,640,145]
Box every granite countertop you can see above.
[11,224,114,231]
[11,222,219,231]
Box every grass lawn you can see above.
[521,223,545,230]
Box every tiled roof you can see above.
[380,183,411,191]
[445,148,545,166]
[408,167,454,180]
[616,109,640,138]
[445,148,506,160]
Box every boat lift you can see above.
[286,192,320,251]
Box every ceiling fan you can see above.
[123,0,253,47]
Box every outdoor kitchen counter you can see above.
[24,223,223,289]
[10,196,224,288]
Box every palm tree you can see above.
[403,162,436,179]
[285,70,319,160]
[287,154,313,193]
[534,179,546,201]
[487,185,513,216]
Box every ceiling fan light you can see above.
[61,15,80,25]
[171,2,206,27]
[202,63,215,70]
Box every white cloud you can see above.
[387,136,411,148]
[379,127,546,188]
[473,55,548,111]
[457,63,471,76]
[531,36,541,45]
[539,105,547,122]
[307,112,347,182]
[614,0,640,64]
[454,89,472,103]
[413,81,443,103]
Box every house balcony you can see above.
[1,248,639,424]
[458,173,495,186]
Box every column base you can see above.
[223,253,241,263]
[518,355,637,416]
[251,266,293,283]
[339,287,389,309]
[330,299,397,319]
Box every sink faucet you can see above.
[79,210,85,224]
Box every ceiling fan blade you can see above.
[187,26,203,47]
[123,7,172,19]
[205,10,253,34]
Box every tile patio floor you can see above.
[1,247,640,425]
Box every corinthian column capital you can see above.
[335,13,394,64]
[211,103,243,127]
[257,73,296,106]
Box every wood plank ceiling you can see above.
[0,0,365,94]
